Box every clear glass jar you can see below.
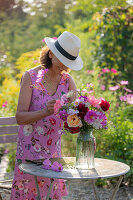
[75,128,95,169]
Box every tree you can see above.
[0,0,15,13]
[71,0,127,20]
[93,6,133,87]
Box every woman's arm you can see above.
[68,74,78,102]
[16,71,55,125]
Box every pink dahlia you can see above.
[84,110,97,124]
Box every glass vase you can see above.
[75,128,95,169]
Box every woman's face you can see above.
[49,51,68,73]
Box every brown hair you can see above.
[40,45,71,72]
[40,46,52,69]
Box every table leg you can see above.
[91,180,101,200]
[46,178,54,200]
[34,176,41,200]
[109,175,123,200]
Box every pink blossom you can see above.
[102,68,110,73]
[42,159,51,170]
[110,68,117,73]
[127,95,133,104]
[4,149,9,154]
[59,109,68,121]
[84,111,107,129]
[120,81,128,85]
[54,99,64,114]
[87,96,101,108]
[42,38,45,43]
[87,90,93,94]
[123,87,132,93]
[61,94,69,104]
[109,85,120,91]
[86,83,93,87]
[51,161,63,172]
[120,94,133,104]
[2,101,8,108]
[84,110,97,124]
[87,70,94,74]
[98,112,107,128]
[53,37,57,40]
[120,96,127,101]
[101,85,105,91]
[33,60,39,64]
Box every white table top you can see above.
[19,158,130,180]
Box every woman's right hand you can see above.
[46,99,56,116]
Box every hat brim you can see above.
[45,37,83,71]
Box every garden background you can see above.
[0,0,133,188]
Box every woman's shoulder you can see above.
[63,72,75,81]
[21,65,42,84]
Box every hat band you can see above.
[55,40,77,60]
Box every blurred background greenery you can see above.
[0,0,133,186]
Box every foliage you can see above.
[0,145,5,162]
[0,0,15,13]
[92,6,133,88]
[71,0,127,22]
[6,144,17,172]
[0,0,73,68]
[15,49,40,79]
[0,78,19,114]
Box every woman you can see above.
[10,31,83,200]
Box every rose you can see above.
[76,103,89,118]
[100,100,110,112]
[64,122,80,134]
[67,114,82,127]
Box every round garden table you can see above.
[19,157,130,200]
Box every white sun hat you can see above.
[45,31,83,71]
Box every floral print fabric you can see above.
[10,68,69,200]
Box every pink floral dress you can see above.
[10,68,69,200]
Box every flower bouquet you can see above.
[54,84,110,169]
